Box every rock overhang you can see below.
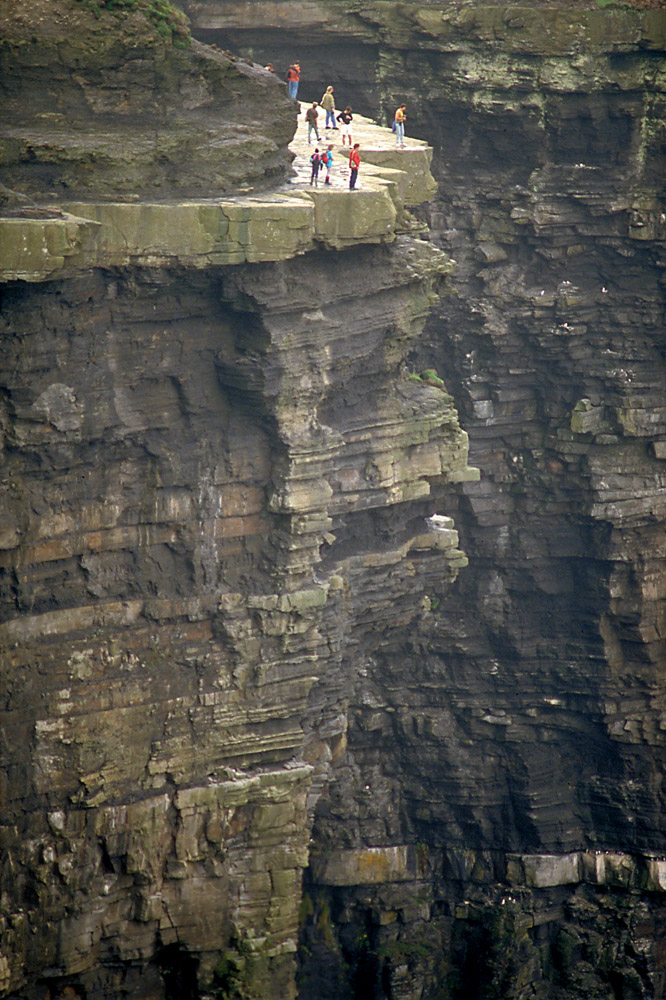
[0,115,441,277]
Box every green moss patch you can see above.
[74,0,190,46]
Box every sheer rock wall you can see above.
[0,4,475,999]
[2,1,666,997]
[0,245,469,1000]
[182,3,666,999]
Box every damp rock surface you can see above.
[2,2,666,1000]
[182,3,666,999]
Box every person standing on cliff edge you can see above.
[310,148,322,186]
[349,143,360,189]
[322,144,334,184]
[394,104,407,147]
[286,62,300,100]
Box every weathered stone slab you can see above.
[308,184,397,248]
[62,198,315,268]
[0,213,97,280]
[519,852,582,887]
[317,846,414,885]
[357,147,437,207]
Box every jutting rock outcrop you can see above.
[182,2,666,999]
[0,3,475,999]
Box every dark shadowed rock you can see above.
[0,0,296,200]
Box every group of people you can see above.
[308,141,361,189]
[277,64,409,191]
[304,87,360,189]
[305,92,354,146]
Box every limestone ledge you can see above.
[316,845,666,892]
[451,847,666,893]
[512,851,666,892]
[267,383,478,521]
[383,4,666,55]
[316,845,414,886]
[0,140,437,280]
[186,2,666,57]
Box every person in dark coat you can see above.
[310,148,322,186]
[337,106,353,147]
[305,102,320,143]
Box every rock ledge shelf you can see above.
[0,114,437,281]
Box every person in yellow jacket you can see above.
[394,104,407,147]
[321,86,337,131]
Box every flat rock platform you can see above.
[0,112,437,281]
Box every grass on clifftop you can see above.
[74,0,191,46]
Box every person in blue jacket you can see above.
[322,145,334,185]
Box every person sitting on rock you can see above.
[305,102,320,144]
[321,86,337,130]
[337,106,353,147]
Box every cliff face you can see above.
[0,4,474,1000]
[0,246,468,1000]
[2,2,666,999]
[181,3,666,999]
[0,0,294,201]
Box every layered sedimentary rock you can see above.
[0,249,469,1000]
[3,0,666,998]
[0,4,475,999]
[182,3,666,999]
[0,0,294,201]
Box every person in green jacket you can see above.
[321,86,337,131]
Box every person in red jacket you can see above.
[349,143,360,190]
[286,62,300,100]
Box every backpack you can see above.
[310,153,320,167]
